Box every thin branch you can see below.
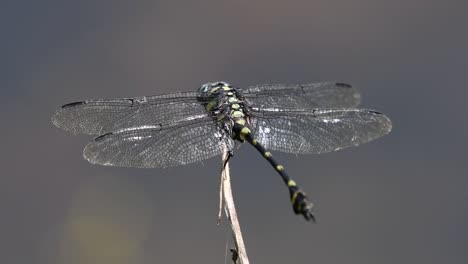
[219,150,249,264]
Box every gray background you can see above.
[1,0,467,263]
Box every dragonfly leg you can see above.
[223,150,234,169]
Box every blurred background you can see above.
[1,0,467,263]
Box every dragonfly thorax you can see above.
[197,81,249,140]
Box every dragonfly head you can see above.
[198,81,231,97]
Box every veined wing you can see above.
[243,82,361,110]
[249,108,392,154]
[84,117,234,168]
[52,91,206,135]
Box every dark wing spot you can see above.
[94,132,113,142]
[368,110,383,115]
[335,82,352,88]
[61,101,85,108]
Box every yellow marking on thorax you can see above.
[222,86,232,91]
[208,87,221,94]
[287,180,296,187]
[217,114,225,122]
[235,119,246,126]
[206,100,217,111]
[231,111,245,118]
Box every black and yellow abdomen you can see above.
[232,122,315,221]
[199,81,315,221]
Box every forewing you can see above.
[52,91,207,135]
[243,82,361,110]
[83,117,234,168]
[249,109,392,154]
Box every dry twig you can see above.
[218,150,249,264]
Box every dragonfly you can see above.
[51,81,392,221]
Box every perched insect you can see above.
[52,81,392,221]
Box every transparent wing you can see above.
[249,108,392,154]
[52,91,207,135]
[243,82,361,110]
[83,117,234,168]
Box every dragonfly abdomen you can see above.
[232,122,316,221]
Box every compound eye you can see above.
[199,84,210,93]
